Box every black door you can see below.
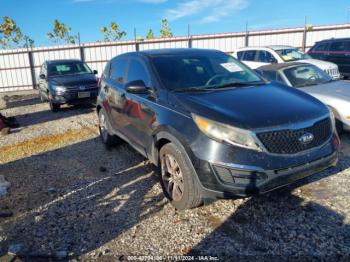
[328,40,350,76]
[105,57,129,134]
[123,58,157,153]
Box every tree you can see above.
[160,19,173,38]
[101,22,126,42]
[47,19,77,44]
[0,16,34,49]
[146,29,154,40]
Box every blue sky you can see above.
[1,0,350,46]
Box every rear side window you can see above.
[242,50,257,61]
[126,60,151,86]
[102,62,111,79]
[110,58,128,84]
[330,41,350,52]
[236,51,244,60]
[314,42,329,52]
[257,51,277,63]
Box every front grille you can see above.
[324,68,339,78]
[256,117,332,154]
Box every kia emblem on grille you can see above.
[79,86,85,90]
[299,132,314,144]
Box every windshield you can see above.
[276,48,312,62]
[48,62,92,77]
[151,52,263,91]
[283,64,332,87]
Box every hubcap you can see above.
[161,153,184,201]
[99,113,108,142]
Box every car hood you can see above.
[299,59,337,69]
[171,82,329,130]
[49,74,97,87]
[302,80,350,100]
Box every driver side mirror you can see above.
[125,80,149,94]
[93,70,98,75]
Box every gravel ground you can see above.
[0,90,350,261]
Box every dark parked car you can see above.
[256,62,350,133]
[97,49,339,210]
[308,38,350,78]
[38,59,99,112]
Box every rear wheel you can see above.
[159,143,202,210]
[98,108,122,148]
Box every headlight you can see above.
[192,114,262,151]
[53,85,67,93]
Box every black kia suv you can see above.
[97,49,339,210]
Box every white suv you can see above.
[232,46,341,80]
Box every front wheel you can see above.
[159,143,202,210]
[49,98,60,112]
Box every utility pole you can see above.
[188,24,192,48]
[245,21,249,47]
[302,16,307,52]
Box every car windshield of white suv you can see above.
[48,62,92,77]
[151,52,264,91]
[276,48,312,62]
[283,64,332,87]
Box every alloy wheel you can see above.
[161,153,185,202]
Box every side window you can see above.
[262,71,277,81]
[314,42,329,52]
[257,51,277,63]
[236,51,244,60]
[110,58,128,84]
[126,59,151,86]
[330,41,350,52]
[242,50,257,61]
[276,73,284,84]
[102,62,111,79]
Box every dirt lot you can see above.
[0,90,350,260]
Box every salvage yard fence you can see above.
[1,23,350,92]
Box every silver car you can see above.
[256,62,350,133]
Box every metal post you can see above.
[27,49,37,90]
[134,27,139,51]
[78,33,85,61]
[188,24,192,48]
[302,16,307,52]
[245,21,249,47]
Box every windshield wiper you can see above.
[207,81,266,89]
[173,81,266,92]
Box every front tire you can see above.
[159,143,202,210]
[49,98,60,112]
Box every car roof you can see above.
[317,37,350,43]
[46,59,82,64]
[235,45,295,52]
[257,62,310,71]
[115,48,224,59]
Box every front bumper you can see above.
[191,134,339,199]
[52,89,98,105]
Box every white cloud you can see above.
[165,0,248,23]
